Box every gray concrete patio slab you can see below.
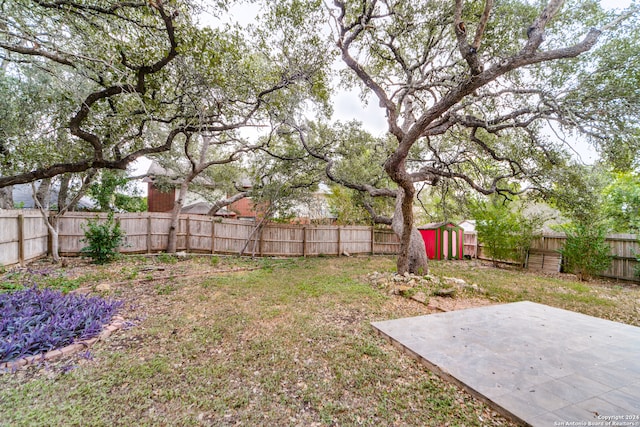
[371,301,640,427]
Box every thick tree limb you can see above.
[454,0,491,75]
[333,0,403,140]
[295,123,397,198]
[0,41,75,67]
[524,0,565,53]
[411,166,528,196]
[472,0,494,50]
[0,127,183,187]
[362,200,392,225]
[207,192,249,216]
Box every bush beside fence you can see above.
[465,231,639,282]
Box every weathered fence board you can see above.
[0,210,48,266]
[527,251,562,274]
[464,231,639,282]
[340,226,374,255]
[213,219,256,254]
[303,226,337,256]
[531,233,566,253]
[23,214,49,262]
[260,224,304,256]
[598,233,637,280]
[0,215,20,265]
[373,229,401,254]
[463,232,478,258]
[1,211,402,265]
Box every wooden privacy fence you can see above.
[596,233,640,282]
[463,232,478,258]
[0,210,49,266]
[0,211,401,266]
[2,210,637,282]
[464,231,640,282]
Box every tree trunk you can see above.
[391,188,428,275]
[0,186,12,209]
[57,174,71,212]
[36,178,51,208]
[167,181,190,253]
[31,186,60,263]
[49,218,60,263]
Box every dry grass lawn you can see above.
[1,255,638,426]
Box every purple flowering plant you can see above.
[0,287,122,364]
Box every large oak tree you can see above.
[327,0,639,274]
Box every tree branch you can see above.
[362,200,392,225]
[453,0,488,75]
[294,123,397,198]
[333,0,403,139]
[472,0,494,50]
[207,191,249,216]
[0,41,75,67]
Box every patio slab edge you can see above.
[371,317,530,426]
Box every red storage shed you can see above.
[418,222,464,260]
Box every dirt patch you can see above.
[427,296,495,312]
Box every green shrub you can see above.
[80,213,125,264]
[559,222,612,281]
[473,198,543,267]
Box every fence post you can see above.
[47,213,53,257]
[475,232,479,259]
[211,219,216,254]
[259,225,264,257]
[185,216,191,253]
[147,216,152,253]
[371,227,375,255]
[115,215,123,250]
[302,226,307,257]
[18,214,24,266]
[337,226,342,256]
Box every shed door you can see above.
[442,230,449,260]
[450,229,457,259]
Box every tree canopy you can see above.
[1,0,188,186]
[0,0,329,188]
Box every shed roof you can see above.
[418,221,460,230]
